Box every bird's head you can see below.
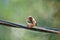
[27,16,33,21]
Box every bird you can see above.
[26,16,37,28]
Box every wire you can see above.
[0,20,60,34]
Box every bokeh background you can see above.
[0,0,60,40]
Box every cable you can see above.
[0,20,60,34]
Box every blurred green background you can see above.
[0,0,60,40]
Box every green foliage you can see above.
[0,0,60,40]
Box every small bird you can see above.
[26,16,37,28]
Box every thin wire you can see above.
[0,20,60,34]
